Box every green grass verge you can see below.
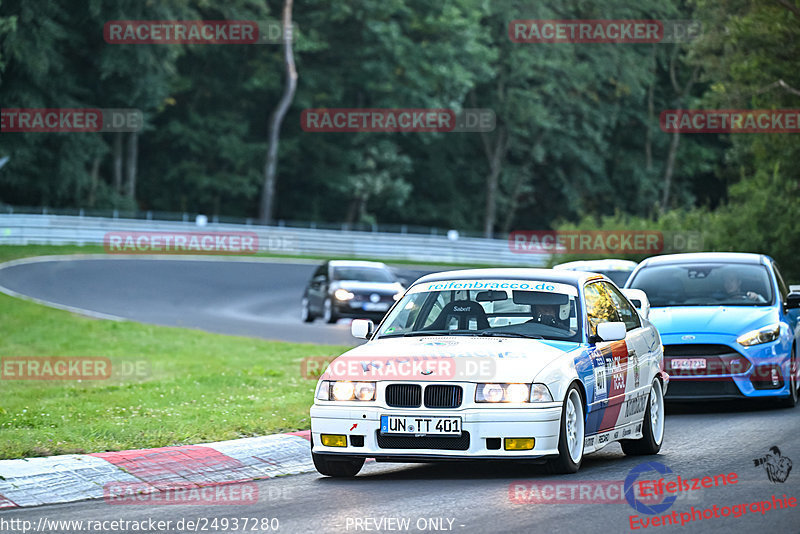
[0,244,358,459]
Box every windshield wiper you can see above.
[380,331,458,338]
[478,331,544,340]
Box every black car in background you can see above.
[301,260,405,323]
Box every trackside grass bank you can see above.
[0,243,492,459]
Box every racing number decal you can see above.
[594,361,607,396]
[593,354,608,400]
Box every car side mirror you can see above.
[351,319,375,339]
[786,292,800,310]
[621,289,650,319]
[596,321,627,342]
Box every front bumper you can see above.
[310,404,562,460]
[332,299,392,319]
[662,336,795,400]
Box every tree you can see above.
[259,0,297,224]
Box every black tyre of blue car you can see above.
[777,347,798,408]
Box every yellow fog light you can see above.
[504,438,535,450]
[321,434,347,447]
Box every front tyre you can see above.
[777,349,797,408]
[312,452,364,477]
[301,297,315,323]
[323,298,338,324]
[545,384,584,474]
[622,378,665,456]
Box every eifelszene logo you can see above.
[753,446,792,483]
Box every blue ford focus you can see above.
[626,253,800,406]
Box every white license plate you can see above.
[380,415,462,436]
[363,302,389,312]
[671,358,707,370]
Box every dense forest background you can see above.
[0,1,798,275]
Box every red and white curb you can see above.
[0,431,312,509]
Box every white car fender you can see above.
[533,353,582,404]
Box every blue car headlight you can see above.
[736,323,781,347]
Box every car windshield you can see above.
[628,263,774,307]
[332,267,395,283]
[376,279,582,342]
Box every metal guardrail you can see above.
[0,214,547,266]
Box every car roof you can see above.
[412,268,601,287]
[638,252,769,267]
[328,260,388,269]
[554,259,638,271]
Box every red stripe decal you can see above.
[597,340,629,431]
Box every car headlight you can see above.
[316,380,331,400]
[354,381,376,401]
[316,380,376,401]
[737,324,781,346]
[393,292,403,301]
[529,383,554,402]
[476,383,506,402]
[506,383,530,403]
[476,383,534,403]
[334,288,354,301]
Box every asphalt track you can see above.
[0,256,436,346]
[0,256,798,533]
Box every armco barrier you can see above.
[0,214,546,266]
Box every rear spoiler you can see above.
[621,289,650,319]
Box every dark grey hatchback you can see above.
[301,260,405,323]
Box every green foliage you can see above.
[0,0,794,253]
